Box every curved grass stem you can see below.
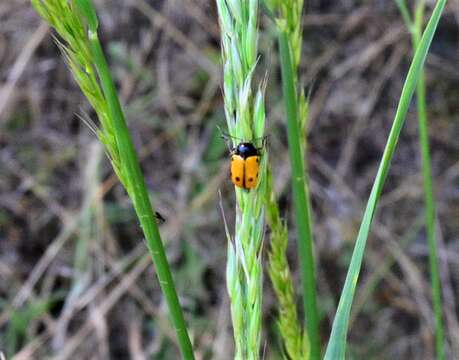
[31,1,194,358]
[87,29,195,360]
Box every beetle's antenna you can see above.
[218,125,244,142]
[218,126,234,152]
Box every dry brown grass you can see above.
[1,1,459,358]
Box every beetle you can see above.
[219,126,266,190]
[230,141,262,190]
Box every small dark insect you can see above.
[155,211,166,224]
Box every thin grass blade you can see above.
[324,1,447,358]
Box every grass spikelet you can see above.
[31,0,121,183]
[266,169,309,359]
[30,1,194,358]
[216,0,267,358]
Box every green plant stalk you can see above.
[278,30,320,360]
[415,69,445,360]
[30,2,193,356]
[395,0,414,32]
[86,27,194,360]
[324,1,447,358]
[412,2,445,358]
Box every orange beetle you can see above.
[230,142,261,190]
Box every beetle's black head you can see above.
[235,142,259,159]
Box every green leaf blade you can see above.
[324,1,447,359]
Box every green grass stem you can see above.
[87,22,195,360]
[395,0,414,32]
[395,1,446,356]
[278,30,320,360]
[324,1,447,358]
[411,1,446,358]
[31,1,194,358]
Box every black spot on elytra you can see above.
[248,178,253,182]
[236,177,240,181]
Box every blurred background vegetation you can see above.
[0,0,458,358]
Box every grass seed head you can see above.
[216,0,267,357]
